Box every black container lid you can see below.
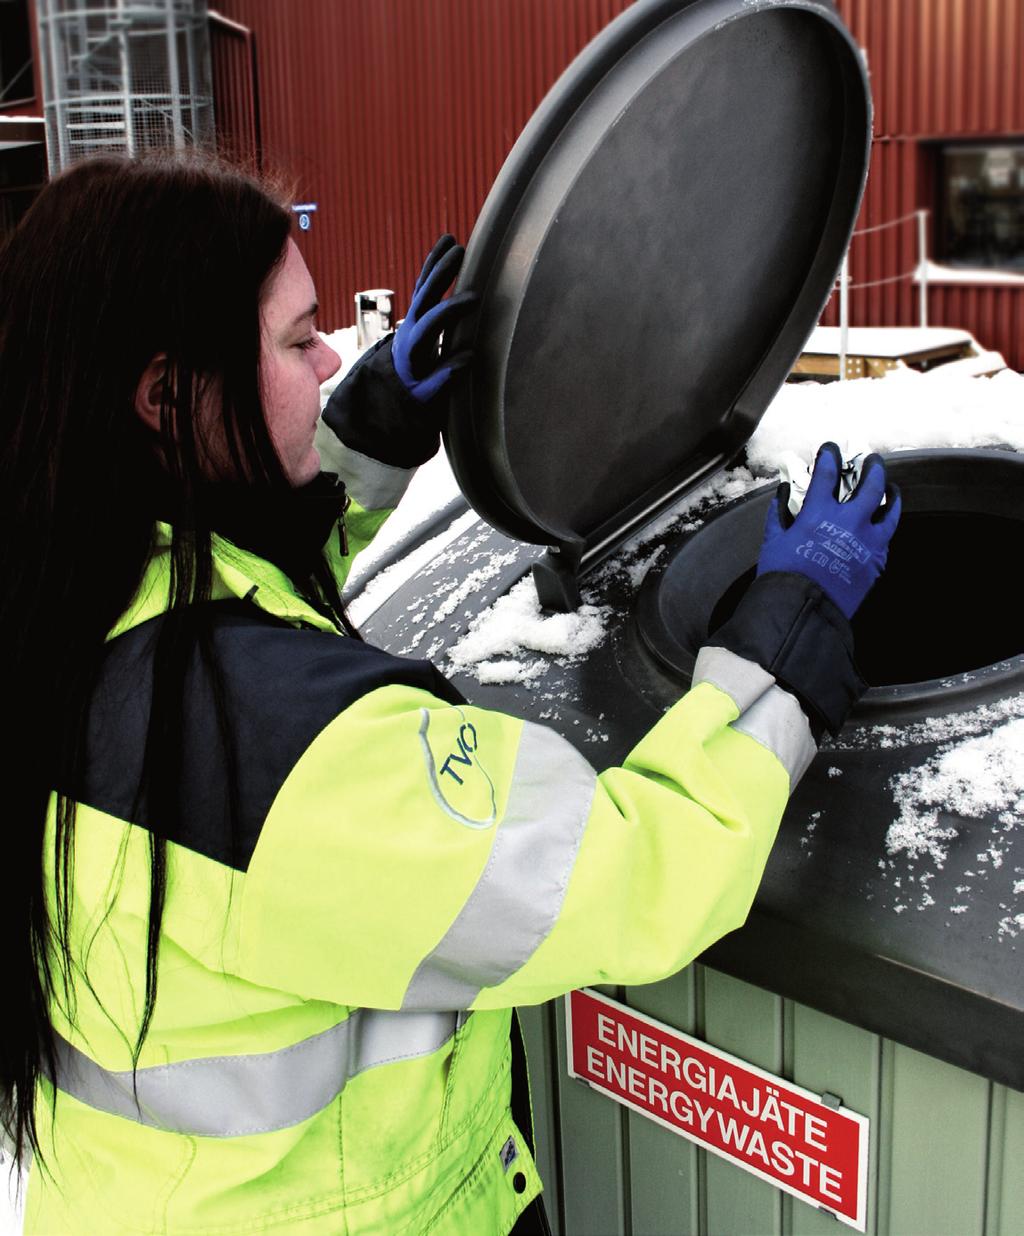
[445,0,871,606]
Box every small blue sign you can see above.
[291,202,318,233]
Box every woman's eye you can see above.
[296,335,319,352]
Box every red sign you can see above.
[566,989,869,1230]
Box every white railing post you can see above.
[917,209,929,328]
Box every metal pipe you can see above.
[186,8,201,142]
[165,0,185,148]
[39,0,71,172]
[117,0,134,156]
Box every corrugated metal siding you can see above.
[215,0,1022,368]
[838,0,1024,139]
[521,967,1024,1236]
[212,0,634,330]
[209,12,259,166]
[828,0,1024,369]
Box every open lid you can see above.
[444,0,871,608]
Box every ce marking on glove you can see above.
[797,539,852,582]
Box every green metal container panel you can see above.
[520,966,1023,1236]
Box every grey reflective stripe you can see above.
[314,425,414,510]
[692,646,776,713]
[732,684,816,788]
[694,646,816,788]
[402,721,596,1010]
[52,1009,458,1138]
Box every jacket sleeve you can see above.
[317,334,442,504]
[236,573,863,1011]
[316,337,443,580]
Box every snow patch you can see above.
[595,467,761,594]
[447,578,611,684]
[885,719,1024,866]
[347,508,477,626]
[474,658,549,685]
[430,552,520,625]
[748,366,1024,476]
[831,693,1024,753]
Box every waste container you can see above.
[364,1,1024,1231]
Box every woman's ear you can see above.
[134,354,171,434]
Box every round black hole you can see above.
[512,1171,527,1194]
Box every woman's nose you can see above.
[318,339,342,384]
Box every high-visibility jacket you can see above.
[26,357,862,1234]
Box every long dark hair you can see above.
[0,153,343,1166]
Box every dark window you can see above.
[936,142,1024,271]
[0,141,45,240]
[0,0,34,106]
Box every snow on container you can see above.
[364,1,1024,1230]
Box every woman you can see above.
[0,154,898,1234]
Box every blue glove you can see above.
[757,442,901,619]
[392,235,477,403]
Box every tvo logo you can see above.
[440,722,480,785]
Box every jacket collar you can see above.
[111,474,348,639]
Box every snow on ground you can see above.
[747,363,1024,470]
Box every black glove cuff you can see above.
[321,336,441,469]
[708,572,867,737]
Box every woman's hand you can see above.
[391,235,478,403]
[757,441,902,619]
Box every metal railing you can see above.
[35,0,214,174]
[834,209,930,380]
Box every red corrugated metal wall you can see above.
[212,0,634,331]
[210,11,261,167]
[824,0,1024,368]
[213,0,1023,369]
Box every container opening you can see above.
[709,511,1024,686]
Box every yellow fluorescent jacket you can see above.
[27,490,816,1235]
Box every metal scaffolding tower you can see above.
[36,0,213,173]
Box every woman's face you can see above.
[259,239,341,485]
